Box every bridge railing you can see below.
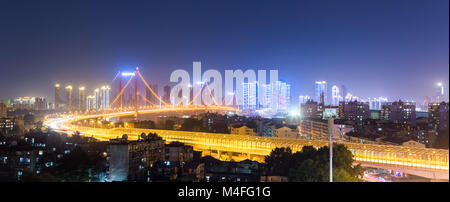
[68,124,449,171]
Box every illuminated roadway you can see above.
[45,106,449,180]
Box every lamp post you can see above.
[328,116,335,182]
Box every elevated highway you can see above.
[45,107,449,180]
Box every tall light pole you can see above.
[328,116,335,182]
[134,67,139,120]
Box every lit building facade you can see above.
[0,103,6,118]
[100,86,110,110]
[331,85,340,106]
[79,86,86,110]
[315,81,327,105]
[270,81,290,113]
[381,100,416,124]
[300,100,318,118]
[338,101,370,123]
[54,84,60,109]
[106,134,165,182]
[435,82,445,103]
[230,125,256,136]
[340,85,347,102]
[86,95,95,110]
[65,85,72,111]
[94,88,100,109]
[242,82,257,110]
[34,97,47,110]
[368,97,388,110]
[428,102,449,132]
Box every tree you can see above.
[264,147,293,176]
[265,144,364,182]
[289,159,321,182]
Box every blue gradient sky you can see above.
[0,0,448,104]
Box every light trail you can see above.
[44,107,449,179]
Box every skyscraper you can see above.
[340,85,347,102]
[79,86,86,110]
[54,84,60,109]
[100,85,110,110]
[34,97,47,110]
[368,97,388,110]
[428,102,449,133]
[242,82,257,110]
[315,81,327,105]
[65,85,72,111]
[86,95,95,110]
[271,81,290,113]
[381,100,416,124]
[299,95,310,105]
[299,95,311,115]
[260,84,272,109]
[436,82,445,103]
[94,88,100,109]
[338,101,370,123]
[0,103,6,118]
[163,85,171,105]
[331,85,340,106]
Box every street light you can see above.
[328,116,335,182]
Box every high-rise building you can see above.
[54,84,60,109]
[338,101,370,123]
[260,84,272,109]
[106,134,165,182]
[0,103,6,118]
[79,86,86,110]
[381,100,416,124]
[34,97,47,110]
[65,85,72,111]
[271,81,290,113]
[331,85,340,106]
[100,86,110,110]
[163,85,171,105]
[428,102,449,132]
[368,97,388,110]
[94,88,100,109]
[11,97,35,110]
[299,95,311,116]
[340,85,347,102]
[315,81,327,105]
[300,100,319,118]
[242,82,257,110]
[435,82,445,103]
[86,95,95,110]
[299,95,310,105]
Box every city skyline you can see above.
[0,0,448,185]
[0,0,448,103]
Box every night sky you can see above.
[0,0,448,104]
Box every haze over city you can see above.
[0,0,448,103]
[0,0,449,188]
